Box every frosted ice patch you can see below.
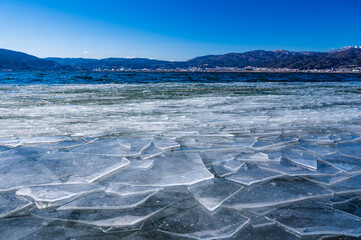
[187,179,243,211]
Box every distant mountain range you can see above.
[0,46,361,71]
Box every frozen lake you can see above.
[1,72,361,239]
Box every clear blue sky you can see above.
[0,0,360,60]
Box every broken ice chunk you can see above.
[187,179,243,211]
[152,139,180,151]
[38,152,129,183]
[304,172,355,186]
[223,159,246,171]
[338,141,361,159]
[0,216,52,240]
[237,152,281,163]
[301,134,332,144]
[213,163,240,177]
[299,143,337,156]
[332,197,361,218]
[240,209,275,228]
[105,183,162,197]
[129,159,154,169]
[17,136,68,146]
[266,201,361,237]
[318,153,361,173]
[258,158,338,177]
[34,192,173,232]
[200,150,239,165]
[156,207,249,240]
[107,152,213,187]
[0,149,60,192]
[72,138,150,157]
[226,164,284,186]
[282,148,317,171]
[16,183,105,209]
[140,143,163,160]
[57,191,157,210]
[329,174,361,195]
[0,138,21,148]
[0,192,32,219]
[224,178,332,209]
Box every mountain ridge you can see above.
[1,47,360,71]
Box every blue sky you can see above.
[0,0,360,60]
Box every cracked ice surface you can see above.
[1,78,361,239]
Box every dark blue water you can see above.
[1,71,361,84]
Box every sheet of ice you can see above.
[329,174,361,194]
[34,192,173,232]
[223,159,246,171]
[240,210,275,228]
[317,153,361,173]
[107,152,213,186]
[187,178,243,211]
[259,158,339,177]
[0,136,67,148]
[17,136,68,146]
[72,138,150,157]
[213,163,243,177]
[200,150,239,165]
[156,207,249,240]
[332,197,361,218]
[337,141,361,159]
[224,178,332,209]
[0,149,60,192]
[0,138,22,148]
[299,143,337,156]
[282,148,318,171]
[57,191,157,210]
[237,152,281,163]
[129,159,154,169]
[38,152,130,183]
[226,164,284,186]
[105,183,163,196]
[0,192,32,219]
[16,184,105,209]
[301,134,332,144]
[152,139,180,151]
[55,140,83,149]
[304,172,355,186]
[0,217,52,240]
[140,143,163,160]
[266,201,361,237]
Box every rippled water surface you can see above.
[1,72,361,239]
